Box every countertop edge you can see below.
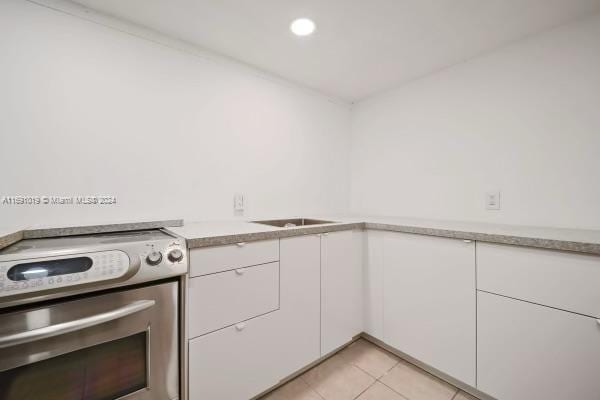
[186,222,364,249]
[21,219,184,239]
[3,218,600,256]
[364,222,600,255]
[0,230,24,251]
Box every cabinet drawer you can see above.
[188,262,280,337]
[477,243,600,318]
[478,291,600,400]
[189,239,279,277]
[189,311,282,400]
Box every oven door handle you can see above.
[0,300,156,349]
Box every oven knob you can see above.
[167,249,184,263]
[146,251,163,266]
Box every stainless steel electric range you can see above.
[0,229,188,400]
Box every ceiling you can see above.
[70,0,600,102]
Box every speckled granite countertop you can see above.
[0,219,184,251]
[359,216,600,255]
[168,220,363,249]
[0,228,24,251]
[2,216,600,255]
[171,216,600,255]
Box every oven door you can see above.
[0,281,178,400]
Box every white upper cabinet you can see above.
[321,230,364,355]
[278,235,322,376]
[382,232,476,386]
[478,291,600,400]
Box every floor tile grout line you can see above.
[335,339,399,379]
[350,363,380,380]
[375,378,412,400]
[298,367,337,400]
[343,338,402,376]
[388,356,463,394]
[300,380,327,400]
[312,386,327,400]
[298,373,325,399]
[346,339,451,400]
[375,357,460,400]
[345,356,399,381]
[378,358,400,378]
[352,379,378,400]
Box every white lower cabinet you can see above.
[477,242,600,318]
[186,228,600,400]
[188,311,282,400]
[321,230,364,355]
[478,291,600,400]
[363,230,384,339]
[188,262,280,338]
[278,235,321,375]
[188,235,322,400]
[382,232,476,386]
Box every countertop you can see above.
[168,220,363,249]
[2,216,600,255]
[170,216,600,255]
[0,219,184,251]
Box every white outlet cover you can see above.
[485,191,501,210]
[233,193,244,211]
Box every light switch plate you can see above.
[233,193,245,212]
[485,191,501,210]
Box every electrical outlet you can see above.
[485,191,501,210]
[233,193,245,212]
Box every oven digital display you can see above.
[7,257,93,281]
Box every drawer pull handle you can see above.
[463,240,472,243]
[235,323,246,331]
[235,269,245,275]
[236,242,246,247]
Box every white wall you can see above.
[2,1,598,230]
[351,14,600,229]
[0,0,351,228]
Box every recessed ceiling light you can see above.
[290,18,316,36]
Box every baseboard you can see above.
[361,333,496,400]
[251,334,362,399]
[252,332,497,400]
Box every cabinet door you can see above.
[383,233,475,386]
[478,291,600,400]
[189,311,281,400]
[279,235,321,376]
[321,230,363,355]
[364,230,384,340]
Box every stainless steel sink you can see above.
[253,218,336,228]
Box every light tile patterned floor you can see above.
[260,339,479,400]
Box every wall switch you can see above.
[485,191,501,210]
[234,193,245,212]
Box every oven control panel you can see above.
[0,229,188,306]
[0,250,130,297]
